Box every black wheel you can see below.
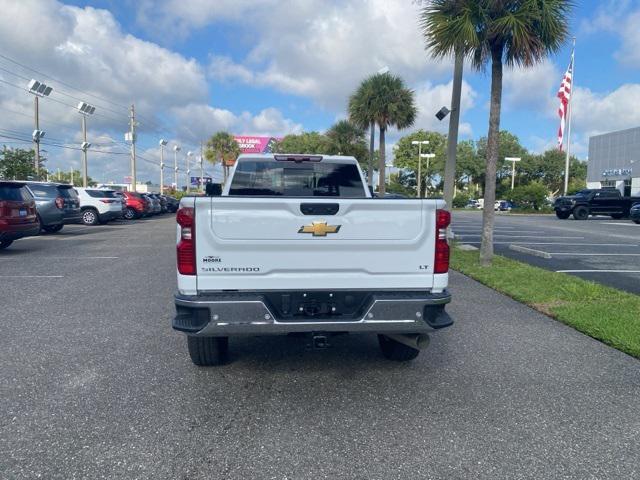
[555,211,570,220]
[611,214,624,219]
[0,239,14,250]
[123,207,137,220]
[82,208,99,226]
[378,335,420,361]
[633,220,640,225]
[42,224,63,233]
[187,336,229,366]
[573,206,589,220]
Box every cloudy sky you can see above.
[0,0,639,184]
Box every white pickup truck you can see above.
[174,154,452,366]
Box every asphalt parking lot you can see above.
[2,216,639,479]
[452,211,640,294]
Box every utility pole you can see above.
[159,139,167,195]
[81,114,88,187]
[173,145,181,191]
[129,104,137,192]
[200,141,205,192]
[505,157,521,190]
[443,49,464,211]
[34,95,40,175]
[70,167,74,186]
[186,151,193,192]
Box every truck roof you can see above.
[236,153,359,164]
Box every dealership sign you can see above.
[234,136,280,154]
[602,168,632,177]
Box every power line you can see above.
[0,51,130,111]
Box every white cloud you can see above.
[171,104,303,144]
[572,83,640,136]
[204,0,452,109]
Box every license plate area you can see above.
[263,291,372,322]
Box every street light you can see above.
[173,145,181,190]
[505,157,521,190]
[159,139,168,195]
[186,151,194,191]
[421,153,436,197]
[27,79,53,176]
[77,102,96,188]
[412,140,429,198]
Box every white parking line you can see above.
[0,275,64,278]
[549,253,640,256]
[557,270,640,274]
[601,222,639,227]
[455,235,585,239]
[461,242,639,246]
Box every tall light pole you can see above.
[411,140,429,198]
[200,140,205,192]
[421,153,436,197]
[505,157,521,190]
[173,145,181,191]
[27,79,52,176]
[186,151,193,191]
[77,102,96,188]
[159,139,168,195]
[442,49,464,211]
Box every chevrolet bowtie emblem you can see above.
[298,221,341,237]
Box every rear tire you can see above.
[573,206,589,220]
[0,239,14,250]
[611,214,624,219]
[555,211,570,220]
[82,208,99,226]
[633,220,640,225]
[187,336,229,366]
[123,207,137,220]
[378,335,420,361]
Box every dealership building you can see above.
[587,126,640,196]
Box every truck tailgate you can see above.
[194,197,442,291]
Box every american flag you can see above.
[557,55,573,151]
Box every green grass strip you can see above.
[451,246,640,358]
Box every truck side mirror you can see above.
[205,183,222,197]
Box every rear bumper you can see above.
[99,210,121,221]
[0,223,40,241]
[173,290,452,336]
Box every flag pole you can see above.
[563,38,576,196]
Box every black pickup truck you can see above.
[554,188,640,220]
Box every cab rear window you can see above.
[0,185,33,202]
[27,184,59,198]
[58,187,79,199]
[229,160,366,197]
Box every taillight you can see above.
[434,209,451,274]
[176,206,196,275]
[55,197,64,209]
[100,199,115,204]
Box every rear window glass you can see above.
[58,187,79,199]
[27,184,59,198]
[86,190,116,198]
[0,185,33,201]
[229,160,366,197]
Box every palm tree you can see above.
[421,0,573,265]
[348,77,377,188]
[206,132,241,183]
[349,73,416,194]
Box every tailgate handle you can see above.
[300,203,339,216]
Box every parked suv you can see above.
[0,181,40,249]
[24,182,81,233]
[163,195,179,213]
[75,187,123,225]
[121,191,148,220]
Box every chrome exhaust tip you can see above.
[384,333,430,350]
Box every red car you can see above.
[0,181,40,249]
[121,191,150,220]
